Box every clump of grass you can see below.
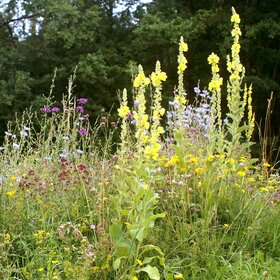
[0,7,279,280]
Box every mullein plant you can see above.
[111,64,166,279]
[225,7,255,157]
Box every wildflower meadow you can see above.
[0,8,279,280]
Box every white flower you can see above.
[13,143,20,149]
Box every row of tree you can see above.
[0,0,279,141]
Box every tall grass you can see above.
[0,8,279,280]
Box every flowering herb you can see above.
[77,98,88,104]
[78,128,88,135]
[51,107,60,113]
[76,106,84,113]
[41,106,52,113]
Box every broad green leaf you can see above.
[138,265,160,280]
[113,258,121,270]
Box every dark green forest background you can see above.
[0,0,279,148]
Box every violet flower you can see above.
[77,98,88,104]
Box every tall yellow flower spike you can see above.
[133,65,150,149]
[145,61,166,160]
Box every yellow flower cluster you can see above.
[208,78,223,92]
[151,71,167,87]
[133,71,150,88]
[208,52,223,93]
[133,65,150,146]
[6,191,16,197]
[145,61,167,160]
[227,8,244,93]
[165,155,179,167]
[177,37,188,75]
[118,104,130,118]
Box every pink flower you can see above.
[41,106,52,113]
[76,106,84,113]
[77,98,88,104]
[52,107,60,112]
[78,128,88,135]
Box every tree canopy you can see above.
[0,0,279,140]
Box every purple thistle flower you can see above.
[51,107,60,113]
[79,128,88,135]
[76,106,84,113]
[77,98,88,104]
[41,106,52,113]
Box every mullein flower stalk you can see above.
[144,61,167,160]
[207,52,224,153]
[176,37,188,126]
[133,65,150,153]
[117,88,130,158]
[226,8,246,153]
[245,84,255,141]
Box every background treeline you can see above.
[0,0,279,147]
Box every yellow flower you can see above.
[135,259,143,266]
[118,105,130,118]
[133,72,150,88]
[177,63,187,74]
[260,187,269,192]
[237,171,246,177]
[211,64,220,73]
[263,162,270,167]
[231,13,240,24]
[223,224,230,228]
[174,273,184,279]
[179,37,188,52]
[208,78,223,92]
[207,155,215,162]
[231,27,241,37]
[227,158,235,164]
[159,108,165,116]
[208,53,220,64]
[6,191,16,197]
[10,175,17,181]
[38,268,44,272]
[187,157,199,165]
[165,155,179,167]
[151,71,167,87]
[132,277,138,280]
[248,177,255,182]
[232,43,240,54]
[194,168,204,175]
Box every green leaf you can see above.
[136,228,145,242]
[109,223,136,257]
[140,245,164,256]
[138,265,160,280]
[113,257,121,270]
